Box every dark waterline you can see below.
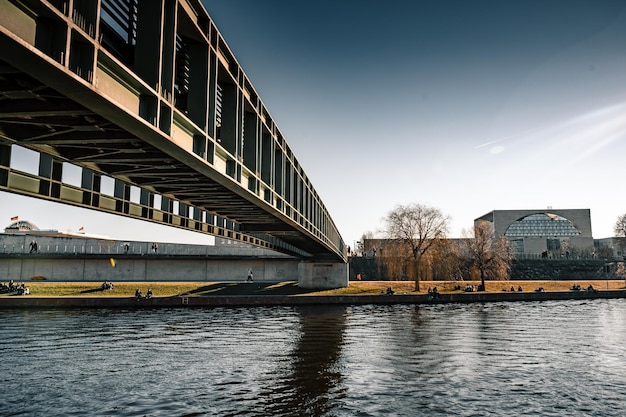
[1,300,625,416]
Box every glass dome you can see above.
[4,220,40,232]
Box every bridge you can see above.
[0,0,347,288]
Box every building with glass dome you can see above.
[3,220,59,236]
[4,220,41,234]
[475,209,594,257]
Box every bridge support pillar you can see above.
[298,261,348,290]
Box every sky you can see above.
[2,0,626,247]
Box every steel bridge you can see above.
[0,0,347,287]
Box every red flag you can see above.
[78,227,84,232]
[10,216,18,221]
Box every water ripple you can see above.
[1,300,626,416]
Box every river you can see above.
[1,299,625,416]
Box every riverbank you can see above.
[2,279,625,297]
[1,280,625,308]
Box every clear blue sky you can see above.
[2,0,626,246]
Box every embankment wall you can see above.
[0,256,299,282]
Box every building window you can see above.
[504,213,581,238]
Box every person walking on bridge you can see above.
[246,268,253,283]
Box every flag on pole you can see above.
[10,216,18,221]
[78,227,84,232]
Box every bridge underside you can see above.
[0,58,330,259]
[0,0,347,280]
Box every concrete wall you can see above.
[298,262,349,289]
[0,257,300,282]
[524,238,547,254]
[0,235,349,289]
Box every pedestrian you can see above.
[246,268,253,282]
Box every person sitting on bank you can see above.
[386,287,395,295]
[428,287,440,299]
[146,288,153,299]
[135,289,142,300]
[17,283,29,295]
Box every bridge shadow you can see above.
[182,281,317,296]
[80,288,107,294]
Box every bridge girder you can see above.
[0,0,346,262]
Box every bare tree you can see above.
[360,231,375,256]
[614,214,626,253]
[463,220,512,290]
[615,214,626,238]
[382,203,450,291]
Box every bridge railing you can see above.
[0,240,282,258]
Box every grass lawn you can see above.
[0,282,210,297]
[320,280,626,295]
[1,279,624,297]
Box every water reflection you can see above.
[262,305,347,417]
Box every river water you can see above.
[1,299,625,416]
